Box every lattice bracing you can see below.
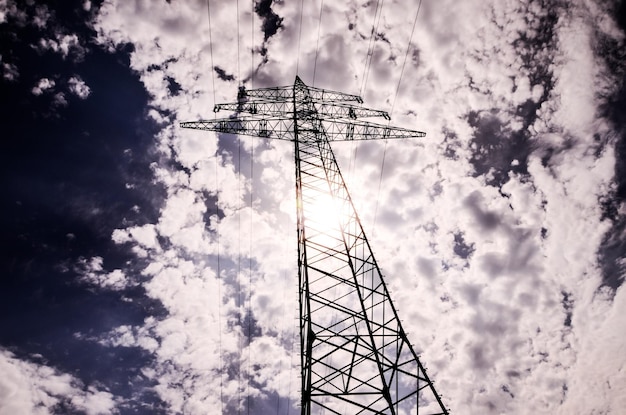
[181,76,448,415]
[213,100,389,120]
[231,80,364,103]
[179,116,425,142]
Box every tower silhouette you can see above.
[181,76,448,414]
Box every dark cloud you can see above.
[469,344,491,371]
[478,228,539,279]
[464,191,501,231]
[511,1,558,91]
[453,232,475,260]
[501,384,514,398]
[417,256,437,279]
[255,0,284,41]
[377,206,404,228]
[166,75,181,96]
[480,253,507,278]
[561,291,573,327]
[460,283,483,305]
[441,127,461,160]
[466,1,560,187]
[467,110,531,187]
[597,215,626,291]
[469,303,520,340]
[214,65,235,81]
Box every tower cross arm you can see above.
[214,101,390,120]
[240,76,363,104]
[321,119,426,141]
[244,87,361,103]
[180,117,425,141]
[298,86,362,103]
[293,76,363,103]
[180,116,295,141]
[316,102,389,120]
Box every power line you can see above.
[373,0,423,237]
[237,0,241,84]
[207,0,216,119]
[275,271,289,415]
[295,0,304,76]
[312,0,324,86]
[215,151,224,414]
[236,1,243,411]
[237,139,242,415]
[247,6,254,413]
[286,301,298,414]
[389,0,422,120]
[353,0,384,194]
[371,139,387,238]
[251,0,255,87]
[362,0,385,96]
[359,0,384,97]
[247,140,254,415]
[206,2,222,412]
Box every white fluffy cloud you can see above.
[37,33,85,60]
[74,256,130,291]
[2,61,19,81]
[31,77,55,95]
[68,76,91,99]
[0,349,116,415]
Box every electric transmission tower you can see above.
[181,76,448,415]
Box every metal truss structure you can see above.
[181,76,448,415]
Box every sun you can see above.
[302,191,348,242]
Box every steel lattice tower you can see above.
[181,76,448,415]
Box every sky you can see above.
[1,0,625,414]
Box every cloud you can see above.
[52,91,67,107]
[31,77,55,95]
[32,4,50,28]
[36,33,85,60]
[558,285,626,413]
[31,75,90,109]
[2,62,19,81]
[68,76,91,99]
[0,349,117,415]
[74,256,130,291]
[0,0,27,26]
